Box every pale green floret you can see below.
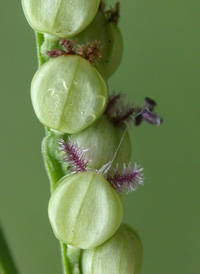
[31,55,108,134]
[73,11,123,78]
[82,224,143,274]
[70,115,131,170]
[22,0,100,37]
[48,171,123,249]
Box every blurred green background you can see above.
[1,0,200,273]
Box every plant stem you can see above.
[0,224,19,274]
[41,129,66,192]
[35,32,45,66]
[36,33,80,274]
[42,130,73,274]
[67,245,82,274]
[60,243,71,274]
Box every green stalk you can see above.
[35,32,45,66]
[0,224,19,274]
[41,129,66,192]
[60,243,71,274]
[36,33,81,274]
[42,129,72,274]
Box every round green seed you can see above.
[70,115,131,170]
[22,0,100,37]
[48,171,123,249]
[82,224,143,274]
[31,55,108,133]
[73,10,123,78]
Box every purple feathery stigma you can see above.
[105,92,123,116]
[112,103,135,126]
[105,92,136,126]
[46,49,66,58]
[106,162,144,193]
[105,93,163,127]
[59,138,90,173]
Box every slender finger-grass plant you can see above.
[0,1,163,273]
